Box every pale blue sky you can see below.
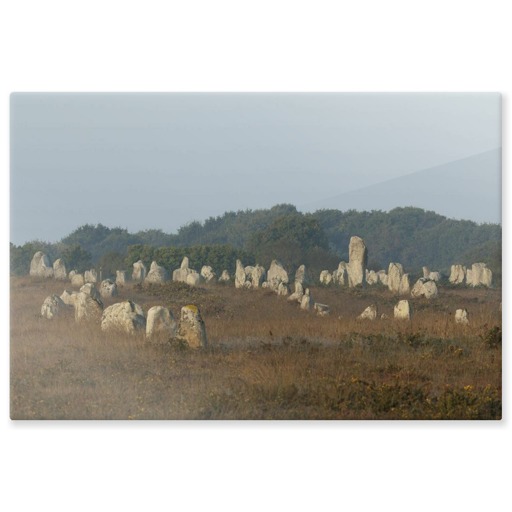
[10,93,501,244]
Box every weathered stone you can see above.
[366,270,379,286]
[53,259,67,280]
[68,270,77,279]
[394,300,412,320]
[30,251,53,278]
[455,309,469,325]
[84,269,98,284]
[186,271,202,286]
[267,260,289,291]
[116,270,127,286]
[277,282,289,296]
[466,269,473,286]
[449,264,466,284]
[200,265,216,282]
[387,263,404,293]
[358,304,378,321]
[178,305,207,349]
[377,270,388,286]
[218,270,231,282]
[319,270,333,285]
[146,306,177,342]
[245,264,266,288]
[399,273,411,296]
[60,289,79,306]
[411,278,438,299]
[234,259,247,289]
[41,295,66,319]
[314,303,330,316]
[422,266,430,279]
[300,289,312,310]
[100,279,118,298]
[468,263,492,287]
[288,282,304,302]
[80,283,103,306]
[101,301,146,334]
[75,291,103,322]
[70,273,85,287]
[348,236,368,288]
[145,261,168,284]
[132,260,147,283]
[333,262,349,286]
[428,272,441,282]
[294,265,308,286]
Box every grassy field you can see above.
[10,275,502,420]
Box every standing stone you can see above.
[277,282,289,296]
[428,272,441,282]
[218,270,231,283]
[455,309,469,325]
[75,291,103,323]
[266,260,289,291]
[53,259,67,280]
[200,265,216,282]
[422,266,430,279]
[377,270,388,286]
[366,270,379,286]
[100,279,118,299]
[300,289,312,311]
[319,270,333,285]
[116,270,127,286]
[186,271,202,286]
[468,263,492,287]
[29,251,53,278]
[172,257,192,283]
[41,295,66,319]
[288,281,304,303]
[132,260,147,283]
[466,269,473,286]
[449,264,466,284]
[394,300,412,320]
[358,304,378,321]
[399,274,411,296]
[101,300,146,334]
[178,305,208,349]
[333,262,349,286]
[146,306,177,342]
[348,236,368,288]
[84,269,98,284]
[295,265,308,286]
[70,273,85,287]
[411,278,438,299]
[387,263,404,293]
[60,289,78,306]
[234,259,247,289]
[80,283,103,304]
[145,261,168,284]
[246,264,266,288]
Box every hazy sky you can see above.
[10,93,501,244]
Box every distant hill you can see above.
[302,149,501,224]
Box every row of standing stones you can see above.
[32,235,490,328]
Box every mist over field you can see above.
[10,93,501,245]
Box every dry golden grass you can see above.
[10,276,502,420]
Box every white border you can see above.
[1,1,510,511]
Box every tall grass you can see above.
[10,277,501,419]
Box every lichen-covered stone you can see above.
[178,304,207,349]
[101,301,146,334]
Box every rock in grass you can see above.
[358,304,378,321]
[84,269,98,284]
[41,295,66,319]
[348,236,368,288]
[60,289,79,306]
[178,304,207,349]
[449,264,466,284]
[70,273,85,287]
[132,260,147,283]
[145,261,169,284]
[455,309,469,325]
[100,279,118,298]
[101,300,146,334]
[314,303,330,316]
[53,258,67,280]
[146,306,177,342]
[75,291,104,323]
[116,270,127,286]
[394,300,412,320]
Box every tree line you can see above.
[10,204,502,283]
